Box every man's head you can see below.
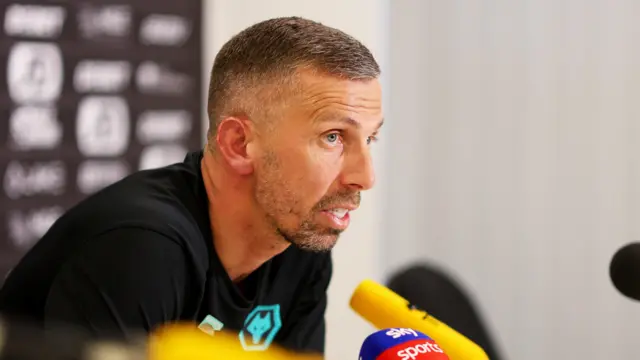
[207,17,383,252]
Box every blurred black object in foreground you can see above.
[610,242,640,301]
[387,263,504,360]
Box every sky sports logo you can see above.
[386,328,419,339]
[396,340,445,360]
[359,328,449,360]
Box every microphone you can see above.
[359,328,449,360]
[350,279,489,360]
[609,242,640,301]
[0,316,321,360]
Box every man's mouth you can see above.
[327,208,349,219]
[319,207,353,230]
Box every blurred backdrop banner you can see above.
[0,0,204,284]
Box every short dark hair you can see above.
[206,16,380,141]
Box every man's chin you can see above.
[290,233,340,253]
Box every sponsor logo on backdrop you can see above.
[74,60,132,93]
[135,61,192,95]
[3,161,66,199]
[139,14,192,46]
[139,145,187,170]
[7,42,63,104]
[4,4,66,38]
[7,206,63,250]
[137,110,192,143]
[76,96,130,157]
[9,106,62,150]
[77,160,129,195]
[77,4,131,39]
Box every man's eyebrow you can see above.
[316,115,385,131]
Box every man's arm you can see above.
[44,227,192,339]
[279,254,333,355]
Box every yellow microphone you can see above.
[148,324,323,360]
[349,279,489,360]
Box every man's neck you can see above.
[200,152,290,283]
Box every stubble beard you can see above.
[253,151,343,253]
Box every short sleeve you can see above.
[44,227,192,339]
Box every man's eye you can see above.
[325,133,340,143]
[367,136,379,145]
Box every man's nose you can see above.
[341,146,375,191]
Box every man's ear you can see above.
[215,117,255,175]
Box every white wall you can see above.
[386,1,640,359]
[203,2,640,359]
[203,1,390,359]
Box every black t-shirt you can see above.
[0,151,332,354]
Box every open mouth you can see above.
[328,208,349,219]
[319,207,353,230]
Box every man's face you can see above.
[252,71,383,252]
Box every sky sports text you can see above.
[397,341,444,360]
[386,328,419,339]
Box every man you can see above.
[0,17,383,355]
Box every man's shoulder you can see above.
[71,156,204,228]
[48,156,211,267]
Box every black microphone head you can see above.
[609,242,640,301]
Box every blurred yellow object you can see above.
[148,324,323,360]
